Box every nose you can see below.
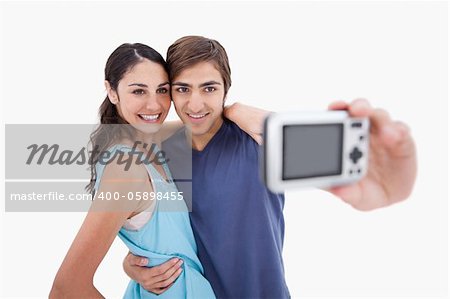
[145,93,161,111]
[187,92,205,113]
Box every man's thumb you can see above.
[128,253,148,266]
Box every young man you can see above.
[123,36,417,298]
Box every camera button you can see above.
[349,147,363,164]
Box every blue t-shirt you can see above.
[163,119,289,299]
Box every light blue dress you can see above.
[94,145,215,298]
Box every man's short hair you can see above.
[167,36,232,97]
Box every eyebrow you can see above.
[172,81,222,88]
[171,82,190,87]
[158,81,170,87]
[199,81,221,88]
[128,82,169,88]
[128,83,147,88]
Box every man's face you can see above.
[171,61,225,137]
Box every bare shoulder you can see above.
[93,150,153,214]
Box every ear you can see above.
[105,80,119,104]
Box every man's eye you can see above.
[204,86,216,92]
[132,89,145,95]
[157,88,168,94]
[176,87,189,93]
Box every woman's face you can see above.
[107,59,171,134]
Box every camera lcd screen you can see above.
[282,124,343,180]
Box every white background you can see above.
[0,1,448,298]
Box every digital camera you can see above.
[262,111,370,193]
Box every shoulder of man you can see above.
[226,119,260,148]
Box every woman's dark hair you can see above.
[86,43,168,195]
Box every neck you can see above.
[116,128,159,150]
[191,117,224,151]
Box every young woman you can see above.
[49,43,218,298]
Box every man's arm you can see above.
[224,99,417,211]
[122,252,183,295]
[224,102,269,145]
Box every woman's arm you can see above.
[224,102,271,145]
[49,209,130,298]
[49,159,151,298]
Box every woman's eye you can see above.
[204,86,216,92]
[176,87,189,93]
[132,89,145,95]
[156,88,168,94]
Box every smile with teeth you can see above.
[139,114,160,121]
[188,113,209,119]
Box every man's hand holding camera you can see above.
[227,98,417,211]
[327,98,417,210]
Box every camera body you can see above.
[262,111,370,193]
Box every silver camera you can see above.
[262,111,370,193]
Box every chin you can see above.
[132,123,162,135]
[190,127,209,137]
